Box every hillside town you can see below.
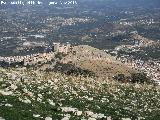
[117,56,160,84]
[0,42,72,67]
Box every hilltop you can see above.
[0,44,158,120]
[60,45,136,79]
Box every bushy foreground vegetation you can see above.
[0,67,160,120]
[113,72,151,84]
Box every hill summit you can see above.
[60,45,136,79]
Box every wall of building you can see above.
[53,42,71,54]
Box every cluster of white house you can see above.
[118,56,160,84]
[0,42,72,67]
[0,52,55,66]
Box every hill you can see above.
[61,45,136,79]
[0,67,160,120]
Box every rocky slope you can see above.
[61,45,136,79]
[0,67,160,120]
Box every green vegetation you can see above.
[113,73,150,84]
[50,62,95,77]
[0,67,160,120]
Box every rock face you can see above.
[61,45,136,79]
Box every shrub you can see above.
[131,72,150,83]
[113,74,126,82]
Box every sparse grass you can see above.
[0,67,160,120]
[61,45,137,79]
